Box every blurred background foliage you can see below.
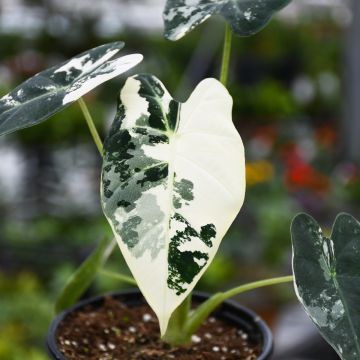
[0,0,359,358]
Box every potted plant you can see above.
[1,0,359,359]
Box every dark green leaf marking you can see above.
[200,224,216,247]
[137,75,179,132]
[137,165,169,187]
[164,0,292,41]
[120,216,142,249]
[292,213,360,360]
[173,175,194,209]
[168,213,216,295]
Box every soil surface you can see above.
[56,296,261,360]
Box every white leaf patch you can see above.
[62,54,143,105]
[101,74,245,334]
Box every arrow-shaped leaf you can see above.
[55,237,115,314]
[163,0,292,41]
[292,213,360,360]
[101,74,245,334]
[0,42,143,137]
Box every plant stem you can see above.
[162,294,193,346]
[98,269,137,286]
[220,23,233,86]
[185,275,294,337]
[104,238,118,259]
[78,97,103,155]
[221,275,294,300]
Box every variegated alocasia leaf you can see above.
[292,213,360,360]
[0,42,143,137]
[163,0,292,41]
[101,74,245,334]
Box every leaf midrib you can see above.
[0,78,65,131]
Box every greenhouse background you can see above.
[0,0,359,359]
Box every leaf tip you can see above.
[163,30,179,41]
[334,212,355,224]
[291,212,316,229]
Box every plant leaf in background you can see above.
[55,237,115,314]
[0,42,143,137]
[101,74,245,334]
[291,213,360,360]
[163,0,292,41]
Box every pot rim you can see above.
[47,288,273,360]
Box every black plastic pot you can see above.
[47,289,273,359]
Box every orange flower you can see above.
[246,160,274,186]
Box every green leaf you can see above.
[101,74,245,334]
[0,42,143,137]
[55,237,115,313]
[291,213,360,360]
[163,0,292,41]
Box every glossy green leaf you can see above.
[0,42,143,137]
[163,0,292,41]
[292,213,360,360]
[55,237,115,313]
[101,74,245,334]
